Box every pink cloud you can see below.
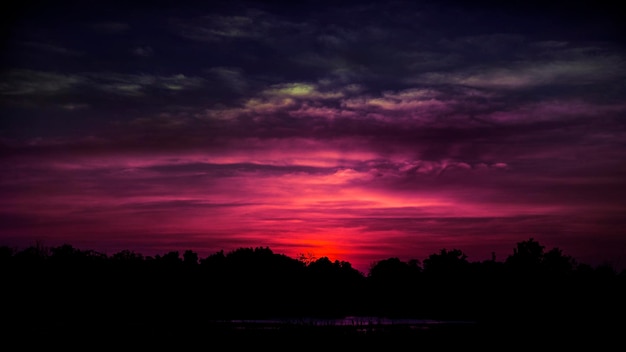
[2,121,626,273]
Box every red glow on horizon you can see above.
[2,139,626,273]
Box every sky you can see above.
[1,0,625,273]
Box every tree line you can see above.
[2,237,625,336]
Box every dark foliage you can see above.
[1,238,624,348]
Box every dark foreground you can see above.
[7,318,621,350]
[3,241,624,350]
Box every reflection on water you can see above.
[222,316,475,330]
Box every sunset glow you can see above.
[1,0,625,273]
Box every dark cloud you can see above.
[91,22,131,34]
[131,46,154,57]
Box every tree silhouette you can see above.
[423,248,469,276]
[505,237,544,274]
[183,250,199,266]
[367,257,422,318]
[297,251,317,265]
[1,237,625,348]
[542,247,576,277]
